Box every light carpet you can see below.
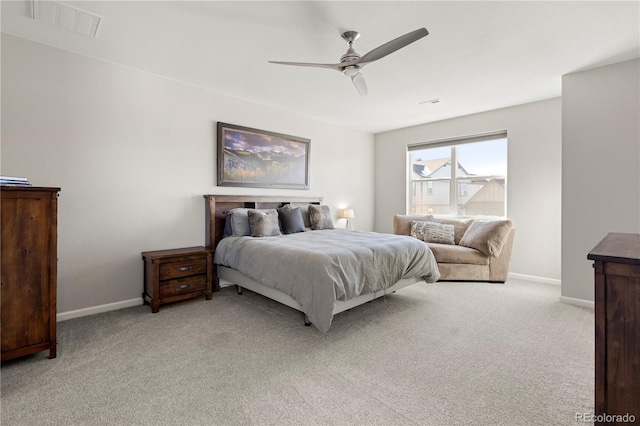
[1,279,594,425]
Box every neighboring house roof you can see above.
[412,157,471,179]
[414,158,450,176]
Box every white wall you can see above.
[375,98,562,281]
[561,59,640,303]
[1,35,375,315]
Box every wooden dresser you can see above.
[1,186,60,361]
[588,233,640,423]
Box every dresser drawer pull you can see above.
[178,266,192,272]
[178,284,190,289]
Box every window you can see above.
[458,183,468,197]
[408,132,507,217]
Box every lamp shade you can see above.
[339,209,355,219]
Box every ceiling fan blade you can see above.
[358,28,429,65]
[268,61,343,71]
[351,73,368,97]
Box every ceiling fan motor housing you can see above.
[340,31,362,67]
[269,28,429,97]
[341,31,360,44]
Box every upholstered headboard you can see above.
[203,195,323,249]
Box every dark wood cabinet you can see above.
[141,246,214,313]
[588,233,640,423]
[1,186,60,361]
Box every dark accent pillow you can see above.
[308,205,334,230]
[248,209,282,237]
[277,206,306,234]
[281,203,312,228]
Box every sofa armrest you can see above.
[488,228,515,282]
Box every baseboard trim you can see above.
[54,276,580,320]
[508,272,561,286]
[559,296,594,309]
[57,298,143,322]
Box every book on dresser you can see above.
[1,186,60,361]
[0,175,31,186]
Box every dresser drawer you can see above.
[159,275,207,299]
[159,258,207,280]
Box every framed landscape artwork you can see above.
[217,122,310,189]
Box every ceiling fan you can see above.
[269,28,429,97]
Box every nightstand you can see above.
[141,246,214,313]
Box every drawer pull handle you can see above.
[178,284,190,289]
[178,266,192,272]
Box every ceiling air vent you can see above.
[31,0,102,38]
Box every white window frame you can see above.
[407,131,507,217]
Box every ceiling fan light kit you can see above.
[269,27,429,97]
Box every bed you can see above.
[204,195,440,332]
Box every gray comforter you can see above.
[213,229,440,332]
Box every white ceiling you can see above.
[2,1,639,133]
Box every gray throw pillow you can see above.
[410,221,455,245]
[308,205,334,230]
[282,203,312,228]
[277,206,306,234]
[223,208,251,237]
[298,205,312,228]
[248,209,282,237]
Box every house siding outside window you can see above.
[408,132,507,217]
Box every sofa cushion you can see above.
[427,242,490,265]
[411,221,455,245]
[459,220,513,257]
[393,214,434,236]
[433,217,475,244]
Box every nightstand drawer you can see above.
[159,259,207,280]
[159,276,207,299]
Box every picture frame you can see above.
[217,122,310,190]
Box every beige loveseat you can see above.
[393,215,515,283]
